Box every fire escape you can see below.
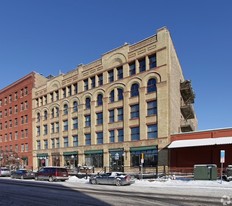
[180,80,195,132]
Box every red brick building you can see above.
[0,72,47,170]
[169,128,232,173]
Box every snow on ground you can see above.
[66,175,232,189]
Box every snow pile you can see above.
[66,176,89,183]
[65,175,232,189]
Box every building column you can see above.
[103,97,109,144]
[139,87,147,140]
[123,91,130,141]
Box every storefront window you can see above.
[130,148,158,167]
[85,152,103,168]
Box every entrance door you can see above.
[109,150,124,172]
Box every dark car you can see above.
[11,169,35,179]
[222,165,232,181]
[89,172,135,186]
[35,166,69,182]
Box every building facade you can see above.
[169,127,232,174]
[0,72,47,169]
[32,27,197,173]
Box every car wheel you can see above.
[35,176,38,181]
[116,179,122,186]
[48,176,54,182]
[91,179,97,184]
[21,175,24,180]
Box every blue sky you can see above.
[0,0,231,131]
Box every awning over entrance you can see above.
[168,137,232,148]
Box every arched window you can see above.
[44,110,48,120]
[97,94,103,106]
[63,104,68,115]
[73,101,78,112]
[85,97,91,109]
[147,78,157,93]
[118,88,123,101]
[109,90,114,103]
[131,83,139,97]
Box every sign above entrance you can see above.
[115,153,119,160]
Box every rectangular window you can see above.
[84,79,88,91]
[68,85,72,96]
[63,136,69,147]
[62,88,66,98]
[25,129,28,138]
[96,112,103,125]
[147,100,157,116]
[118,129,124,142]
[51,139,55,149]
[131,104,139,119]
[117,107,123,121]
[15,105,18,113]
[43,124,48,135]
[73,83,78,94]
[37,140,41,150]
[85,115,91,127]
[109,109,114,123]
[51,123,55,133]
[109,130,115,143]
[56,138,60,148]
[149,54,157,69]
[56,122,59,133]
[85,153,103,167]
[147,124,158,139]
[85,133,91,145]
[72,117,78,129]
[21,144,24,152]
[130,148,158,167]
[15,131,18,140]
[131,126,140,141]
[98,74,103,86]
[129,62,136,76]
[44,140,48,149]
[139,58,146,72]
[73,135,78,147]
[91,76,96,89]
[96,132,103,144]
[108,70,114,83]
[63,120,68,131]
[9,120,12,127]
[15,144,18,152]
[37,126,40,136]
[117,66,123,80]
[25,143,28,152]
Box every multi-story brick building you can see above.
[32,27,197,173]
[0,72,47,169]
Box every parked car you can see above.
[35,166,69,182]
[222,165,232,181]
[89,172,135,186]
[0,167,11,177]
[11,169,35,179]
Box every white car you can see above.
[0,167,11,177]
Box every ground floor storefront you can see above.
[33,144,168,174]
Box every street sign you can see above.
[220,150,225,163]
